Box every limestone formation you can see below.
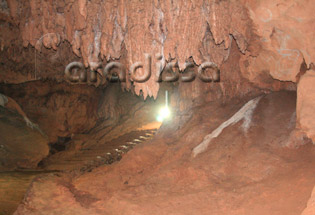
[297,70,315,143]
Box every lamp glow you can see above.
[160,106,170,118]
[156,90,171,122]
[156,106,171,122]
[156,115,164,122]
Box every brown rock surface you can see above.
[14,92,315,214]
[241,0,315,83]
[0,1,314,214]
[1,0,298,98]
[0,81,101,143]
[0,107,49,170]
[301,186,315,215]
[0,171,46,215]
[297,70,315,143]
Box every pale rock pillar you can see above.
[297,70,315,143]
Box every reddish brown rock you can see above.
[2,0,259,99]
[241,0,315,83]
[297,70,315,143]
[0,81,101,143]
[14,92,315,215]
[1,0,307,99]
[301,186,315,215]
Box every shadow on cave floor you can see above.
[2,91,315,215]
[0,102,162,215]
[0,128,160,215]
[0,171,59,215]
[41,128,159,171]
[0,80,167,214]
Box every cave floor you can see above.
[2,92,315,214]
[0,129,157,215]
[0,171,46,215]
[42,129,158,171]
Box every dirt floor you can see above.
[0,128,159,214]
[41,129,158,171]
[7,91,314,215]
[0,171,49,215]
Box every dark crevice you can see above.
[49,136,72,155]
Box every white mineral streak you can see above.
[192,96,262,157]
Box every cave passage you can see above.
[1,0,315,215]
[0,81,165,214]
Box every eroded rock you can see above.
[1,0,309,99]
[297,70,315,143]
[0,107,49,170]
[1,0,258,99]
[241,0,315,83]
[0,81,101,143]
[14,92,315,215]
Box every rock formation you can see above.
[0,0,315,214]
[241,0,315,83]
[0,81,101,143]
[1,0,313,98]
[14,92,315,215]
[0,106,49,170]
[297,69,315,143]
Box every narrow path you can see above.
[0,129,157,214]
[43,129,157,171]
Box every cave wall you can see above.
[297,70,315,143]
[0,0,314,141]
[2,0,313,96]
[241,0,315,83]
[0,106,49,170]
[0,81,101,143]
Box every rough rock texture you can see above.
[14,92,315,214]
[0,81,101,143]
[0,0,307,99]
[174,39,294,113]
[297,70,315,143]
[0,172,44,215]
[0,106,49,170]
[0,0,314,212]
[241,0,315,83]
[0,10,80,84]
[38,83,164,170]
[301,186,315,215]
[89,84,160,145]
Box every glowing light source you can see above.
[156,115,164,122]
[156,91,171,122]
[156,106,171,122]
[160,106,170,118]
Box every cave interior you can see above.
[0,0,315,214]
